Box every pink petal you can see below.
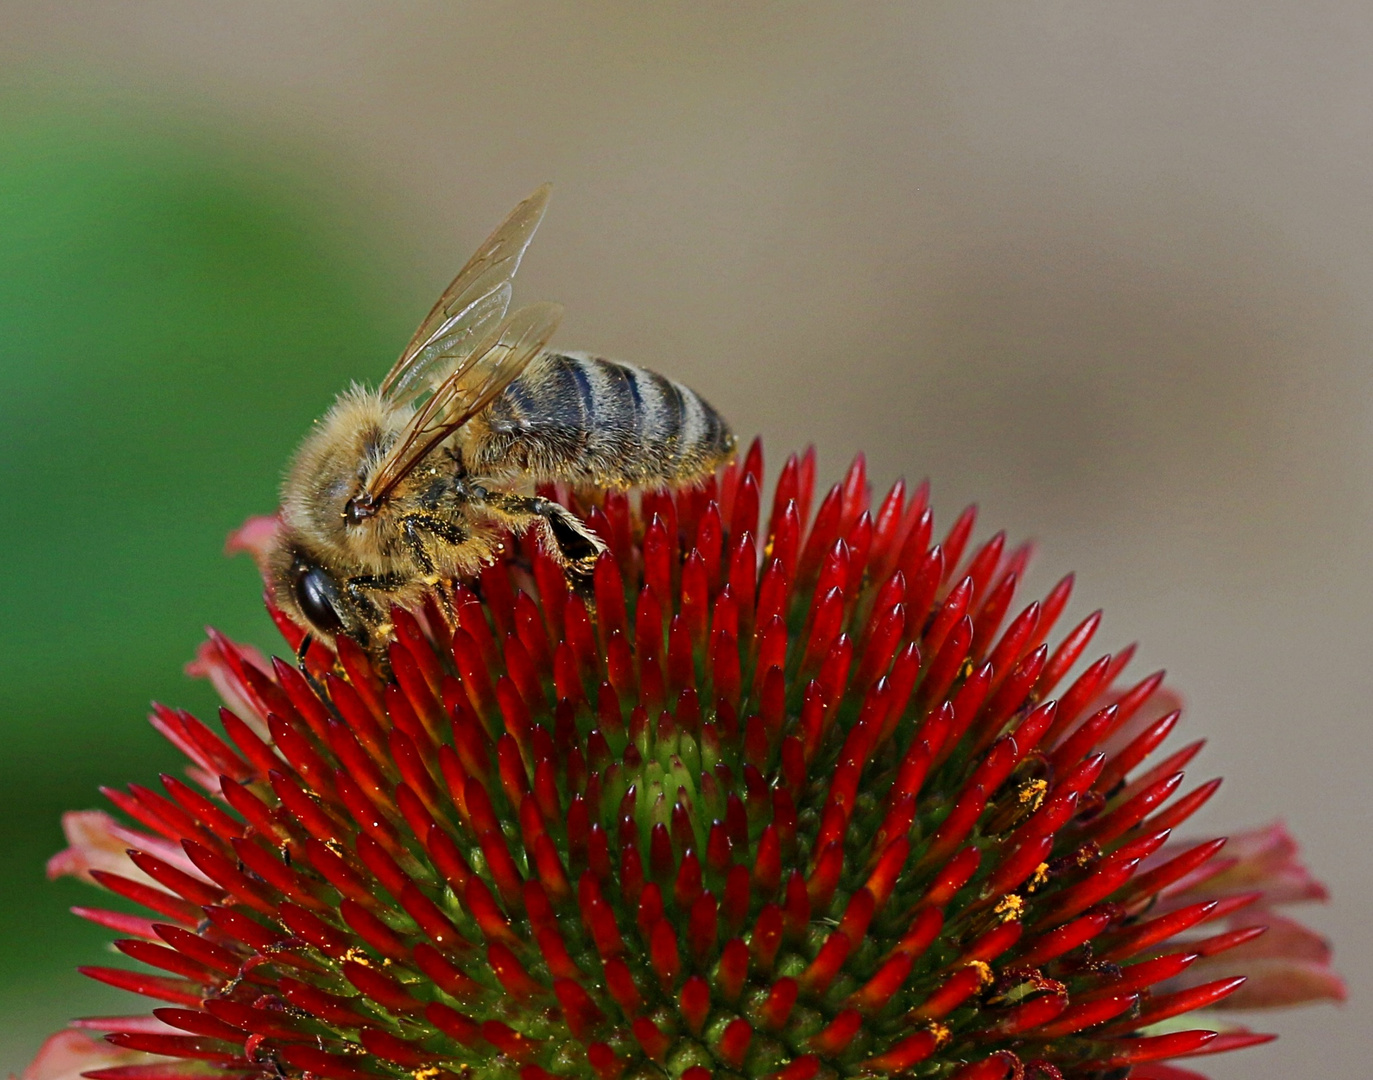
[19,1030,156,1080]
[105,820,209,882]
[1222,959,1348,1008]
[1174,957,1348,1009]
[1173,820,1329,904]
[1152,897,1344,1011]
[1226,821,1299,865]
[1224,866,1329,905]
[224,513,281,574]
[45,810,210,887]
[46,812,152,886]
[182,766,223,797]
[69,1018,179,1036]
[1217,908,1333,964]
[184,637,272,734]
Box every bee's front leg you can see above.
[400,513,469,583]
[343,571,408,622]
[338,571,411,662]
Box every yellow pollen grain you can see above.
[1017,778,1047,810]
[964,959,993,987]
[413,1069,441,1080]
[994,894,1024,922]
[926,1022,952,1049]
[343,947,373,967]
[1027,863,1050,892]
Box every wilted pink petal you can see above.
[69,1017,181,1036]
[1217,959,1348,1008]
[1158,905,1344,1009]
[95,817,204,880]
[1166,953,1345,1010]
[18,1030,156,1080]
[183,636,272,734]
[45,811,133,884]
[1164,820,1329,905]
[1228,820,1300,864]
[1205,821,1327,899]
[1210,863,1330,905]
[46,811,155,886]
[1217,908,1334,964]
[1172,914,1342,1005]
[182,766,223,796]
[224,513,280,571]
[45,811,207,886]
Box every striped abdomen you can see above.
[475,351,735,487]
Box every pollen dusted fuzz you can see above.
[268,185,734,653]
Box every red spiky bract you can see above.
[40,441,1337,1080]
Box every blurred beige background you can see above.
[2,3,1368,1077]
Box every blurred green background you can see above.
[2,7,1370,1078]
[0,92,413,1058]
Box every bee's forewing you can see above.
[380,183,552,404]
[386,285,510,403]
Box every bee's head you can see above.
[279,387,406,544]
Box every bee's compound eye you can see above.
[293,565,346,636]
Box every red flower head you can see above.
[33,443,1341,1080]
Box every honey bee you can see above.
[268,185,735,653]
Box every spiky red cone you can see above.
[32,443,1341,1080]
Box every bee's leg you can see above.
[402,521,437,579]
[295,633,314,666]
[400,514,468,581]
[403,512,468,545]
[533,496,607,575]
[433,579,459,624]
[343,572,408,626]
[482,493,606,576]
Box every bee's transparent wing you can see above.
[380,183,552,405]
[365,302,563,504]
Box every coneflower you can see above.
[27,443,1342,1080]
